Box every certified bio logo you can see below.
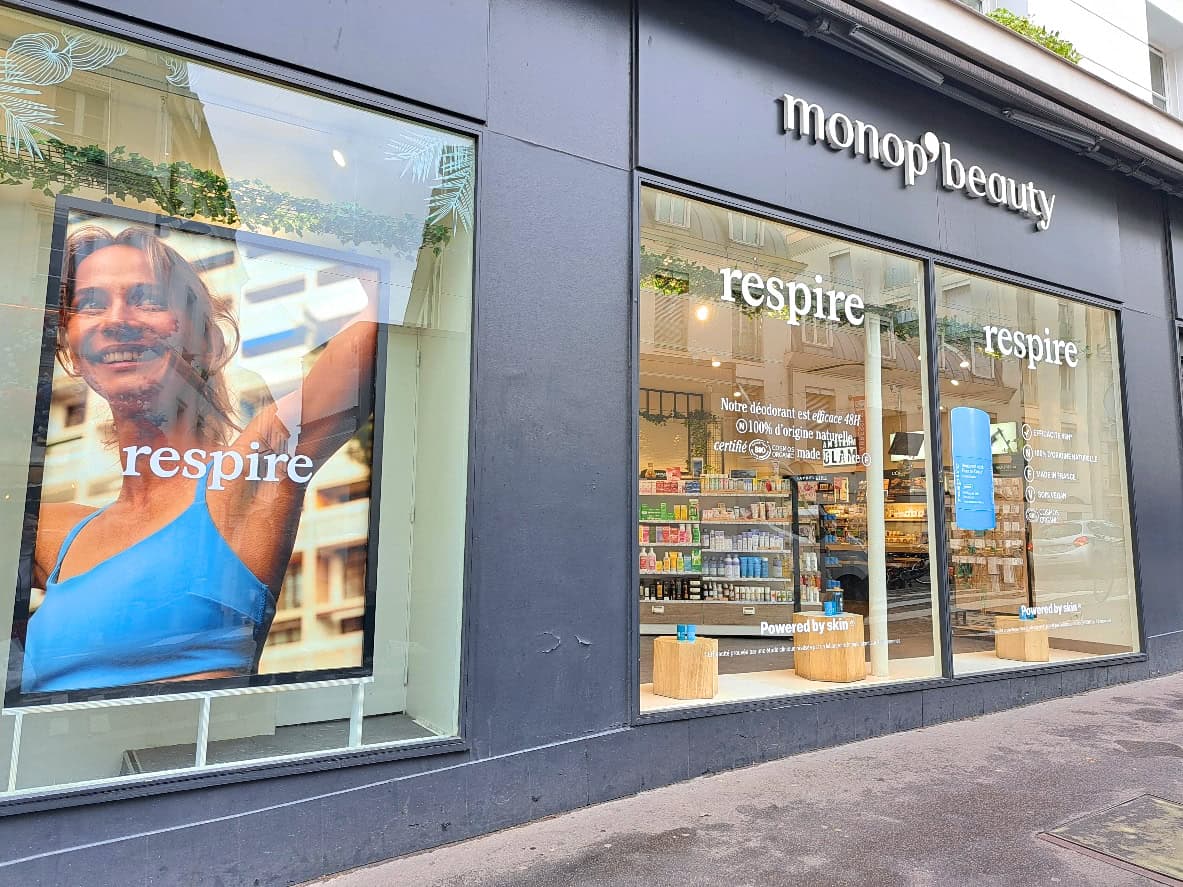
[748,438,772,461]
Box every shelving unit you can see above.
[638,476,805,633]
[947,474,1028,633]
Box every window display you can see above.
[638,187,942,712]
[0,8,472,793]
[935,269,1139,671]
[9,199,384,704]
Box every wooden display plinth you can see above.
[792,612,866,683]
[652,636,719,700]
[994,615,1050,662]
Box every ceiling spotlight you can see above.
[733,390,743,397]
[950,379,960,386]
[959,360,970,369]
[695,305,711,322]
[847,26,945,86]
[711,359,722,368]
[1000,109,1099,151]
[331,148,347,168]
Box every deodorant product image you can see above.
[950,406,997,531]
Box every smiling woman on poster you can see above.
[20,223,378,694]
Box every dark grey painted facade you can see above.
[2,0,1182,884]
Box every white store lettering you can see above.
[720,267,865,326]
[780,93,1057,231]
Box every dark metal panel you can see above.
[978,677,1026,715]
[921,686,957,725]
[71,0,491,120]
[1115,186,1183,662]
[467,131,633,755]
[1117,306,1183,644]
[637,0,1121,297]
[815,694,891,747]
[1147,631,1183,677]
[924,258,954,679]
[487,0,631,167]
[687,712,760,776]
[886,692,924,733]
[1169,199,1183,320]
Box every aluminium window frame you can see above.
[1149,44,1170,113]
[630,172,1149,726]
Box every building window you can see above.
[732,310,763,361]
[63,399,87,428]
[653,291,689,351]
[802,315,833,347]
[279,556,304,611]
[53,83,109,143]
[655,192,690,228]
[1150,46,1169,111]
[728,211,765,246]
[0,6,473,797]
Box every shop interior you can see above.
[637,189,1140,714]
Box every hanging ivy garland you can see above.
[0,138,453,257]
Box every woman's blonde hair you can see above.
[57,224,242,446]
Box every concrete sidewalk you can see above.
[314,673,1183,887]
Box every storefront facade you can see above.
[1,0,1181,883]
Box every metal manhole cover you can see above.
[1040,795,1183,885]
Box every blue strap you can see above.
[48,507,105,583]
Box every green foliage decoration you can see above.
[639,245,762,317]
[988,8,1082,63]
[0,138,453,258]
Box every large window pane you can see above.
[638,187,941,713]
[0,8,472,794]
[935,268,1139,673]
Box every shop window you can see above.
[0,7,472,796]
[936,268,1139,673]
[638,186,940,714]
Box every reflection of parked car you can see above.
[1031,519,1125,599]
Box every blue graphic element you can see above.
[951,406,996,531]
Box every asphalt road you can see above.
[314,671,1183,887]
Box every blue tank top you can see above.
[22,475,276,694]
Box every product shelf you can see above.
[701,576,793,582]
[638,491,793,498]
[700,520,794,526]
[641,599,797,605]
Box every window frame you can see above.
[1149,45,1170,113]
[0,4,482,817]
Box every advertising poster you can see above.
[7,198,386,705]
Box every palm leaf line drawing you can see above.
[386,132,475,233]
[0,29,127,159]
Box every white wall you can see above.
[1024,0,1152,101]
